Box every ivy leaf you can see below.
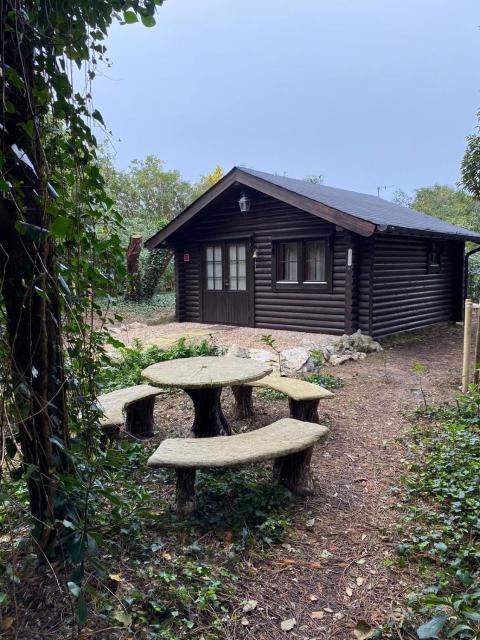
[141,14,156,27]
[92,109,105,125]
[417,615,449,639]
[76,592,88,627]
[67,581,81,597]
[20,120,34,138]
[113,609,132,627]
[50,216,72,238]
[16,221,48,241]
[123,10,138,23]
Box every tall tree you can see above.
[100,153,193,242]
[0,0,161,551]
[412,184,480,233]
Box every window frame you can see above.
[272,234,333,292]
[427,240,442,274]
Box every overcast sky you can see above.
[91,0,480,197]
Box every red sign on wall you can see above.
[183,253,190,263]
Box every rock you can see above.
[248,348,280,372]
[329,354,353,366]
[110,327,122,335]
[227,344,249,358]
[280,347,312,374]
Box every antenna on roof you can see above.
[377,184,394,197]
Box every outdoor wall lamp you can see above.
[238,193,251,213]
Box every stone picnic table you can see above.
[142,356,272,437]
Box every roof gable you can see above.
[145,167,480,248]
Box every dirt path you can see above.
[209,324,461,639]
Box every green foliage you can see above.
[379,390,480,639]
[412,185,480,235]
[99,153,193,244]
[98,337,219,392]
[260,333,282,369]
[103,291,175,319]
[303,371,344,390]
[462,112,480,200]
[259,387,287,400]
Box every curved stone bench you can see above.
[231,375,334,423]
[147,418,329,515]
[99,384,164,438]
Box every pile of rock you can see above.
[318,330,382,366]
[226,330,382,374]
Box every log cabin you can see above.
[146,167,480,338]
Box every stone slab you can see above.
[99,384,163,426]
[142,356,272,389]
[244,375,334,401]
[147,418,329,469]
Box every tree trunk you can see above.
[126,234,143,275]
[0,2,70,550]
[231,385,255,419]
[288,398,320,423]
[125,397,156,438]
[176,469,197,517]
[273,447,315,496]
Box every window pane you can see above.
[278,242,298,282]
[229,243,247,291]
[304,240,326,282]
[206,245,222,290]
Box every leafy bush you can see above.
[98,336,219,392]
[104,292,175,320]
[380,389,480,639]
[303,371,344,390]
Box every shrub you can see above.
[98,336,219,392]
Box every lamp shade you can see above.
[238,193,251,213]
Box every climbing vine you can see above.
[0,0,164,619]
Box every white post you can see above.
[462,298,473,393]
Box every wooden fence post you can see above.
[462,298,473,393]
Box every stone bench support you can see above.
[147,418,329,516]
[232,375,333,422]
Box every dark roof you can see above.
[146,166,480,248]
[240,168,480,241]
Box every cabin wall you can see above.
[367,234,464,338]
[172,194,349,334]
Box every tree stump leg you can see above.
[176,469,197,516]
[273,446,315,496]
[185,387,231,437]
[288,398,320,423]
[125,396,156,437]
[231,385,254,419]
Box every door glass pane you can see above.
[229,243,247,291]
[304,240,326,281]
[278,242,298,282]
[206,245,222,290]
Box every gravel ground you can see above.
[112,320,336,351]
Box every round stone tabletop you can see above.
[142,356,272,389]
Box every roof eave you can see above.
[145,167,377,249]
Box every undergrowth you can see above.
[1,440,292,638]
[98,336,219,392]
[379,388,480,639]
